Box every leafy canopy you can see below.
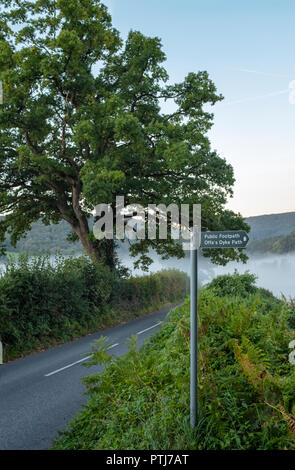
[0,0,248,267]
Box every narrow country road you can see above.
[0,305,177,450]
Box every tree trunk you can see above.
[68,180,116,270]
[72,218,116,270]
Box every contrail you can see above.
[223,88,289,106]
[232,68,293,79]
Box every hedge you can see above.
[0,254,188,360]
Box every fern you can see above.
[240,337,271,369]
[265,401,295,436]
[278,404,295,435]
[234,342,266,395]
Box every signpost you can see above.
[190,230,249,429]
[190,231,199,429]
[201,230,249,249]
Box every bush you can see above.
[0,254,111,359]
[204,271,285,316]
[113,269,189,312]
[204,270,258,297]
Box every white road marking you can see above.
[44,343,119,377]
[136,322,162,335]
[45,320,163,377]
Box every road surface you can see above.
[0,305,177,450]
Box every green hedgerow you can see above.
[0,253,112,359]
[0,253,188,360]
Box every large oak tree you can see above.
[0,0,248,269]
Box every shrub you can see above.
[204,270,258,297]
[0,254,111,359]
[113,269,189,312]
[204,271,284,316]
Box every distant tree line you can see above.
[1,218,82,257]
[248,231,295,255]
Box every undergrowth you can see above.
[52,273,295,450]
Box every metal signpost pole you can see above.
[190,231,198,429]
[189,229,249,429]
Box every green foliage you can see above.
[52,273,295,450]
[204,270,258,297]
[0,0,248,268]
[248,230,295,255]
[204,271,285,319]
[0,254,187,360]
[0,253,111,359]
[284,298,295,330]
[113,269,188,312]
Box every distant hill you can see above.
[2,211,295,258]
[244,212,295,254]
[2,219,83,256]
[247,230,295,255]
[245,212,295,240]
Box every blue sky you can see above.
[104,0,295,217]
